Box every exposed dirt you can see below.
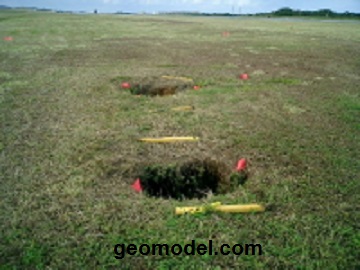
[125,76,194,96]
[138,158,235,199]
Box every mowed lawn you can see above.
[1,9,359,269]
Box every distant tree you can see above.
[0,5,12,9]
[94,9,97,14]
[274,7,294,16]
[317,9,334,17]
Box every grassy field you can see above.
[1,9,359,269]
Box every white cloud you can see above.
[136,0,255,5]
[103,0,119,4]
[138,0,161,4]
[211,0,256,6]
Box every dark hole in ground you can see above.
[127,76,194,96]
[138,158,247,200]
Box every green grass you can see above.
[265,77,303,85]
[337,93,360,130]
[1,10,359,269]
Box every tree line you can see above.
[1,5,359,18]
[271,7,359,18]
[160,8,360,19]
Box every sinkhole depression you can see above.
[137,158,247,200]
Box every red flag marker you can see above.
[193,85,200,90]
[132,178,143,192]
[236,158,247,172]
[239,73,249,80]
[222,31,230,37]
[3,36,13,41]
[121,82,131,89]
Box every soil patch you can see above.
[138,158,247,200]
[127,76,194,96]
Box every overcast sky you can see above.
[1,0,359,13]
